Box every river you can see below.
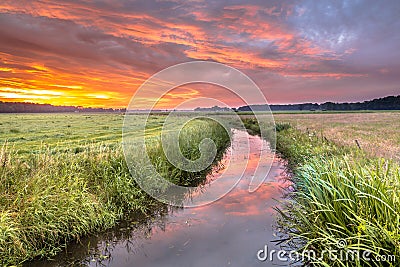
[30,130,291,267]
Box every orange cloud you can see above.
[0,1,370,108]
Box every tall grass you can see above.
[274,112,400,161]
[275,126,400,266]
[0,118,230,265]
[145,119,231,187]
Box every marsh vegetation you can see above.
[243,113,400,266]
[0,114,230,265]
[1,112,399,266]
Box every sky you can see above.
[0,0,399,108]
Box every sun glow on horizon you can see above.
[0,1,399,108]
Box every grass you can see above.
[0,113,124,153]
[0,113,230,265]
[241,115,400,266]
[274,112,400,161]
[3,112,398,266]
[273,125,400,266]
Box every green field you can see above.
[0,113,230,265]
[0,113,124,153]
[244,113,400,266]
[275,127,399,266]
[274,112,400,161]
[1,112,399,266]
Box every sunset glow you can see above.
[0,1,399,108]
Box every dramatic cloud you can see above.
[0,0,399,107]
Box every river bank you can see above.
[28,130,291,267]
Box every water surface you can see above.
[31,130,290,267]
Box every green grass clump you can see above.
[242,118,260,135]
[146,119,230,187]
[0,116,230,265]
[275,122,291,132]
[275,127,400,266]
[0,145,150,265]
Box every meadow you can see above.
[0,113,230,265]
[1,112,399,266]
[260,112,399,266]
[0,113,124,153]
[274,112,400,161]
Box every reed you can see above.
[0,117,230,265]
[275,126,400,267]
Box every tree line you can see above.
[0,102,125,113]
[237,95,400,112]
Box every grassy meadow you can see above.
[274,126,399,266]
[274,112,400,161]
[0,113,230,265]
[250,112,399,267]
[0,113,124,153]
[1,112,399,266]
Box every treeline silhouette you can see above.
[237,95,400,112]
[1,95,398,113]
[0,102,125,113]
